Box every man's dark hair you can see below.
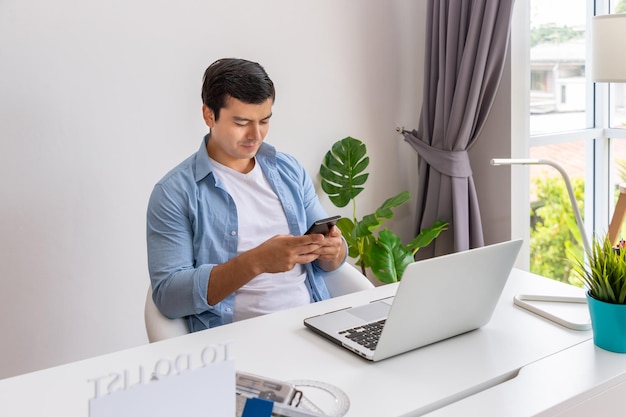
[201,58,275,121]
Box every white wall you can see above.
[0,0,432,378]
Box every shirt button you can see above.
[225,307,232,312]
[230,230,236,236]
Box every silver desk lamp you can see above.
[491,158,591,330]
[491,158,591,254]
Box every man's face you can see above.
[203,97,272,173]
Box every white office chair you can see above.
[144,263,375,343]
[144,286,190,343]
[320,262,375,297]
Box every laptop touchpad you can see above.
[348,302,391,321]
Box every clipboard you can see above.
[513,294,592,331]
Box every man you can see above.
[147,58,347,331]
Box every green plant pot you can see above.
[586,291,626,353]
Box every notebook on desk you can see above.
[304,239,522,361]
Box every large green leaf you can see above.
[353,191,411,238]
[359,235,375,269]
[336,218,359,258]
[320,137,369,208]
[406,220,448,254]
[370,229,414,283]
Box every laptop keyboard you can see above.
[338,319,386,350]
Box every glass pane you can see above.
[610,139,626,239]
[530,0,589,135]
[610,84,626,128]
[528,141,586,286]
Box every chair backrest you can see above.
[144,263,374,342]
[322,262,375,297]
[144,286,189,343]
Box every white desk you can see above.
[1,269,625,416]
[429,339,626,416]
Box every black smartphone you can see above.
[304,215,341,235]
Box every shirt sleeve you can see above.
[146,183,212,318]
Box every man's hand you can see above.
[309,225,346,272]
[253,234,325,274]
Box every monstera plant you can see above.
[320,136,447,283]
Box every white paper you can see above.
[89,360,235,417]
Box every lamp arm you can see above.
[490,158,591,255]
[536,159,591,255]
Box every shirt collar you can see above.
[193,134,276,182]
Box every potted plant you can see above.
[571,236,626,353]
[319,136,447,284]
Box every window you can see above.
[523,0,626,286]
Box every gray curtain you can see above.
[402,0,515,258]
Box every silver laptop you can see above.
[304,239,522,361]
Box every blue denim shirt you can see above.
[147,135,340,331]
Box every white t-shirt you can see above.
[210,157,310,321]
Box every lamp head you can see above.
[490,158,542,166]
[592,14,626,83]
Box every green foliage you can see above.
[531,157,626,287]
[530,175,584,286]
[571,237,626,305]
[320,136,448,283]
[530,24,584,48]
